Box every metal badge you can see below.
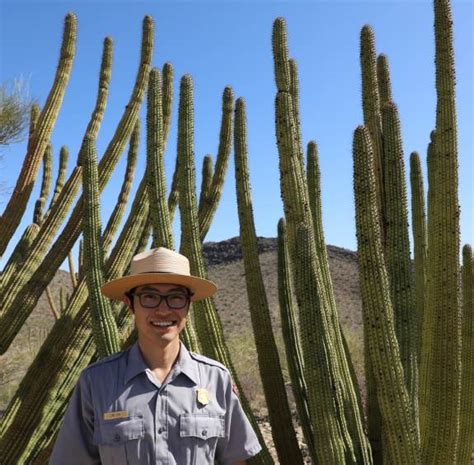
[196,388,209,406]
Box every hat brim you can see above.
[101,273,217,302]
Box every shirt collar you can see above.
[124,342,199,386]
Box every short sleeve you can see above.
[49,370,100,465]
[215,372,262,465]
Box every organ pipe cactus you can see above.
[276,218,316,462]
[409,151,427,356]
[198,86,234,241]
[0,13,76,256]
[381,101,418,427]
[234,97,304,465]
[198,154,213,210]
[376,54,392,106]
[147,68,174,249]
[419,2,461,463]
[353,125,420,464]
[49,146,69,208]
[0,16,152,354]
[457,244,473,465]
[82,135,121,357]
[176,75,273,465]
[102,121,139,256]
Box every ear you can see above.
[123,294,134,314]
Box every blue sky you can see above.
[1,0,472,266]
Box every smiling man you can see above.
[50,247,262,465]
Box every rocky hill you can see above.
[0,237,365,413]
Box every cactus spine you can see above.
[234,97,304,465]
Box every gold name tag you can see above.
[103,411,129,420]
[197,388,210,406]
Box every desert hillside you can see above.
[0,237,365,413]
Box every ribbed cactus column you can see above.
[457,244,473,465]
[34,144,53,225]
[381,101,418,429]
[420,1,461,463]
[102,121,139,255]
[360,25,384,241]
[0,13,76,256]
[147,68,174,249]
[176,75,273,465]
[353,125,420,465]
[234,97,304,465]
[82,135,121,357]
[276,218,316,462]
[198,86,234,241]
[48,146,69,209]
[198,154,213,210]
[376,54,392,107]
[409,151,427,358]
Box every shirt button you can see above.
[202,429,207,437]
[158,427,164,434]
[114,434,121,442]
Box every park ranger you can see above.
[50,247,262,465]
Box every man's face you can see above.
[125,283,191,346]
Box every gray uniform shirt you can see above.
[50,343,261,465]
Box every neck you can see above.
[137,337,181,371]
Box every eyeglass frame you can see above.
[126,288,193,310]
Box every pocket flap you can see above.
[180,414,225,439]
[98,418,144,445]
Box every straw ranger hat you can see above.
[101,247,217,302]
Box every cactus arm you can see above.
[0,13,76,256]
[198,154,213,210]
[276,218,317,462]
[198,86,234,241]
[102,121,139,256]
[353,125,420,464]
[162,62,173,145]
[147,68,174,249]
[360,25,385,242]
[82,135,121,357]
[176,75,273,465]
[48,146,69,209]
[419,1,461,462]
[376,54,393,107]
[457,244,473,465]
[381,101,418,429]
[409,151,427,360]
[234,97,304,465]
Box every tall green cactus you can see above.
[234,97,304,465]
[457,244,473,465]
[353,125,420,464]
[0,13,76,256]
[198,154,213,210]
[82,135,121,357]
[176,75,273,465]
[48,146,69,209]
[419,1,461,463]
[381,101,418,428]
[376,54,392,107]
[147,67,174,249]
[409,151,427,358]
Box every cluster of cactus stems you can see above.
[1,1,472,464]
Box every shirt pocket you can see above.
[95,418,145,465]
[180,414,225,464]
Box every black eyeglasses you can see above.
[129,291,191,310]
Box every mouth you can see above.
[149,320,177,329]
